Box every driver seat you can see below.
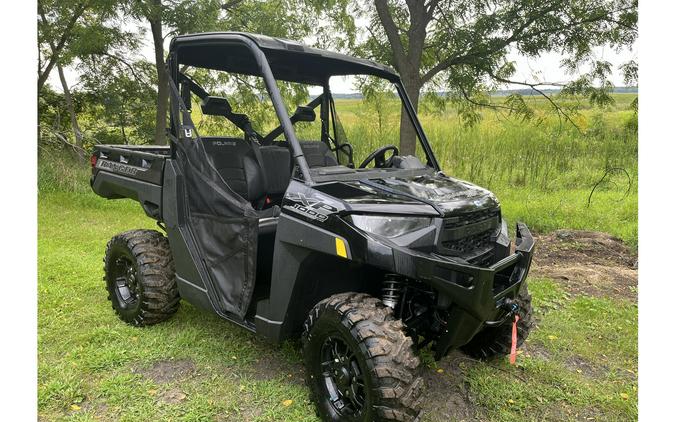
[298,141,338,168]
[258,141,338,196]
[201,137,267,207]
[269,140,338,170]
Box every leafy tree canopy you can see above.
[38,0,315,146]
[306,0,638,154]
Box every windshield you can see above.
[174,65,437,184]
[271,75,438,182]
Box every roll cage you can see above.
[166,32,441,183]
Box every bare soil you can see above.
[158,388,188,404]
[249,353,306,385]
[531,230,637,300]
[133,358,196,384]
[420,350,479,421]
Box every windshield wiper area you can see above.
[309,166,433,184]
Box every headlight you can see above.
[347,215,432,238]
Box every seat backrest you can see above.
[274,140,338,169]
[298,140,338,168]
[259,145,292,195]
[201,137,266,203]
[256,141,338,196]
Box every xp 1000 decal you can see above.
[283,192,338,222]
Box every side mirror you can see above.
[293,106,316,123]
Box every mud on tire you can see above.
[302,293,424,421]
[461,283,533,359]
[104,229,180,326]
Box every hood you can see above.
[315,173,500,216]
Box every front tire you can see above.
[104,229,179,326]
[302,293,423,421]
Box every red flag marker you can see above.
[509,314,520,365]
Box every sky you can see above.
[51,21,637,95]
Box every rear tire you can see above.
[302,293,423,422]
[461,283,533,359]
[104,229,179,326]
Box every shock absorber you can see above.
[381,275,405,309]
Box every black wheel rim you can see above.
[320,335,366,417]
[110,255,139,309]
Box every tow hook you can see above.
[484,298,520,327]
[503,298,519,317]
[485,298,523,365]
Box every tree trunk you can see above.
[56,61,83,148]
[149,4,168,146]
[38,3,87,93]
[373,0,427,156]
[399,76,421,156]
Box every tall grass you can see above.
[39,94,638,246]
[38,146,91,194]
[338,94,637,190]
[336,94,638,246]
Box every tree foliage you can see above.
[307,0,638,154]
[37,0,314,147]
[38,0,637,154]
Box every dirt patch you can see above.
[241,339,306,385]
[158,388,188,404]
[133,358,196,384]
[248,354,305,385]
[522,341,552,361]
[531,230,637,300]
[420,350,479,421]
[565,355,606,379]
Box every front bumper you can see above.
[364,222,535,358]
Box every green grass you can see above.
[38,191,637,421]
[461,280,637,421]
[38,192,317,421]
[38,93,638,420]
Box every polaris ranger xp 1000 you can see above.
[91,32,535,421]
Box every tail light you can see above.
[90,154,98,168]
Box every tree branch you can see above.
[587,167,631,207]
[420,4,632,84]
[458,86,515,112]
[99,52,152,87]
[425,0,441,18]
[221,0,244,11]
[38,1,88,92]
[489,74,581,132]
[373,0,408,72]
[406,0,433,72]
[422,5,558,83]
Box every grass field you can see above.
[38,93,638,420]
[38,192,637,421]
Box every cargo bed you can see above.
[90,145,171,219]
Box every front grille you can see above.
[443,208,499,228]
[441,230,493,254]
[438,208,500,265]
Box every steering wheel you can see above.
[359,145,399,169]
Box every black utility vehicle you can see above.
[91,32,535,421]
